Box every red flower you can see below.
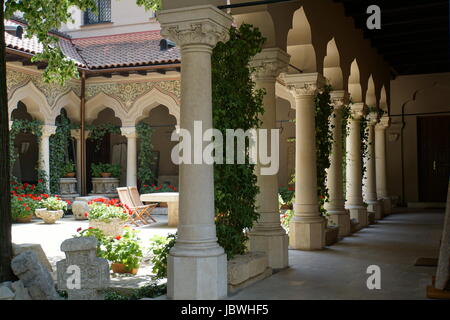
[22,203,27,207]
[77,227,82,232]
[38,179,43,183]
[25,207,30,211]
[88,227,94,230]
[66,200,71,205]
[84,212,88,217]
[115,236,122,240]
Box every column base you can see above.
[347,206,369,228]
[380,197,392,215]
[249,230,289,269]
[289,217,326,250]
[328,210,351,237]
[167,252,227,300]
[367,200,383,220]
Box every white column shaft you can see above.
[126,136,137,187]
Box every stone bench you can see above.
[72,196,109,220]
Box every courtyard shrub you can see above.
[279,186,295,208]
[136,122,156,189]
[212,24,266,260]
[61,161,75,176]
[91,163,121,178]
[39,196,69,211]
[148,233,177,280]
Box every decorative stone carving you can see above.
[330,90,350,109]
[57,237,110,300]
[350,102,366,120]
[376,116,390,130]
[90,177,120,196]
[282,72,326,99]
[35,209,64,224]
[60,178,78,195]
[11,251,59,300]
[250,48,290,81]
[120,126,137,139]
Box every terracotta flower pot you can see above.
[16,214,33,223]
[65,172,76,178]
[100,172,112,178]
[111,263,138,275]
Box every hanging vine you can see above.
[360,111,369,186]
[341,102,351,199]
[87,123,121,151]
[212,24,266,259]
[314,84,334,216]
[136,122,156,189]
[49,113,76,194]
[9,119,43,177]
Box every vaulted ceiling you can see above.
[334,0,450,76]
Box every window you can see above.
[84,0,111,25]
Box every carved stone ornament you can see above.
[250,48,290,81]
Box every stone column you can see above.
[283,73,326,250]
[158,5,232,300]
[248,48,290,269]
[345,103,368,228]
[325,91,351,237]
[71,129,82,194]
[375,116,392,214]
[121,127,137,187]
[39,125,56,190]
[364,112,383,220]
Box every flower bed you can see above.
[86,198,130,237]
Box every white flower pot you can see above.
[36,209,64,224]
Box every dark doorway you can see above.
[417,116,450,202]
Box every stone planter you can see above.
[111,263,138,275]
[227,252,272,293]
[325,225,340,246]
[89,218,125,237]
[35,209,64,224]
[72,196,109,221]
[90,177,119,197]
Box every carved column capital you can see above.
[330,90,350,109]
[376,116,390,130]
[367,111,380,126]
[70,129,81,140]
[250,48,290,81]
[350,103,366,120]
[158,5,232,50]
[41,125,57,137]
[282,72,326,99]
[121,127,137,139]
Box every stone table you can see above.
[141,192,179,227]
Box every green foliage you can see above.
[4,0,97,85]
[341,103,351,199]
[106,228,143,272]
[50,113,75,193]
[40,196,68,211]
[87,123,121,151]
[278,186,295,206]
[9,119,43,177]
[360,115,369,183]
[212,24,266,260]
[86,198,129,222]
[75,227,109,257]
[148,233,177,280]
[91,163,121,178]
[61,161,75,176]
[136,122,156,188]
[136,0,161,11]
[104,281,166,300]
[280,209,294,232]
[314,85,334,216]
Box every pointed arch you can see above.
[366,75,377,107]
[129,87,180,125]
[52,90,81,124]
[379,85,388,112]
[323,38,343,90]
[287,7,317,73]
[8,81,52,123]
[348,59,362,103]
[85,92,128,125]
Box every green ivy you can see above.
[360,114,369,184]
[136,122,156,189]
[49,113,75,193]
[87,123,121,151]
[212,24,266,260]
[341,102,351,199]
[9,118,43,178]
[314,85,334,216]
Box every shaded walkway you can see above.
[230,209,444,300]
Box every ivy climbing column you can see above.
[121,127,137,187]
[364,111,383,220]
[283,73,326,250]
[40,125,56,190]
[345,103,368,228]
[158,5,232,300]
[375,116,392,214]
[325,91,351,237]
[249,48,290,269]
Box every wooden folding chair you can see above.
[117,187,148,226]
[128,186,158,224]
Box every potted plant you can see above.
[62,161,76,178]
[87,198,129,237]
[92,163,121,178]
[11,195,37,223]
[36,196,69,224]
[108,228,143,275]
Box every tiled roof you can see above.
[4,26,180,70]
